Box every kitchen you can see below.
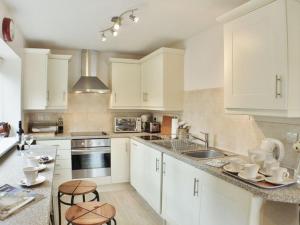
[1,0,300,225]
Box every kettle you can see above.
[260,138,285,161]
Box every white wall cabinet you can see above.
[111,138,130,183]
[162,154,202,225]
[141,48,184,110]
[110,48,184,111]
[23,49,71,111]
[130,139,162,214]
[220,0,300,117]
[47,55,70,109]
[23,49,50,110]
[110,59,141,109]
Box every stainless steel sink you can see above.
[182,149,227,159]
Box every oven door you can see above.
[71,147,111,179]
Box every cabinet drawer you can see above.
[55,159,71,170]
[36,139,71,150]
[56,149,71,160]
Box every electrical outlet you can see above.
[286,132,298,143]
[293,141,300,152]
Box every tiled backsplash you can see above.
[183,88,300,169]
[24,93,144,133]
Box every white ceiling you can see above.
[4,0,247,54]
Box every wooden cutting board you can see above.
[161,116,172,135]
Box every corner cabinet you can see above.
[23,48,71,111]
[219,0,300,117]
[110,48,184,111]
[110,59,141,109]
[111,138,130,183]
[141,48,184,110]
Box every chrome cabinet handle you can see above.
[162,162,166,175]
[275,75,282,98]
[155,158,159,172]
[114,92,117,103]
[193,178,199,196]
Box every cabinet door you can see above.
[142,145,162,214]
[224,0,287,110]
[199,173,255,225]
[111,138,130,183]
[111,63,141,108]
[162,154,201,225]
[47,58,69,109]
[141,54,164,108]
[23,52,48,110]
[130,140,145,193]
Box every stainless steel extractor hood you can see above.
[72,49,110,94]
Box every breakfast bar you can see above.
[0,145,57,225]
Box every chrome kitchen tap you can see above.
[189,132,209,150]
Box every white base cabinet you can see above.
[111,138,130,183]
[162,154,202,225]
[130,139,162,214]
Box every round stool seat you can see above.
[65,202,116,225]
[59,180,97,195]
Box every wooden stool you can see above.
[65,202,117,225]
[58,180,100,225]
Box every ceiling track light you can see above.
[99,8,139,42]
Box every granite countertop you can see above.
[32,132,151,140]
[0,145,57,225]
[132,136,300,204]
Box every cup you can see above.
[27,156,39,167]
[243,164,259,179]
[229,158,244,171]
[271,167,289,182]
[23,167,38,184]
[263,159,280,174]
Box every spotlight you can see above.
[129,13,139,23]
[111,17,121,30]
[111,29,118,37]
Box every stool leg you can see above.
[58,192,62,225]
[107,221,111,225]
[71,195,75,205]
[113,218,117,225]
[82,194,86,202]
[95,190,100,201]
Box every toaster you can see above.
[145,122,161,133]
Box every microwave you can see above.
[114,117,142,133]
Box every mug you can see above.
[271,167,289,182]
[243,164,259,179]
[23,166,38,184]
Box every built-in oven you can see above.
[71,138,111,179]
